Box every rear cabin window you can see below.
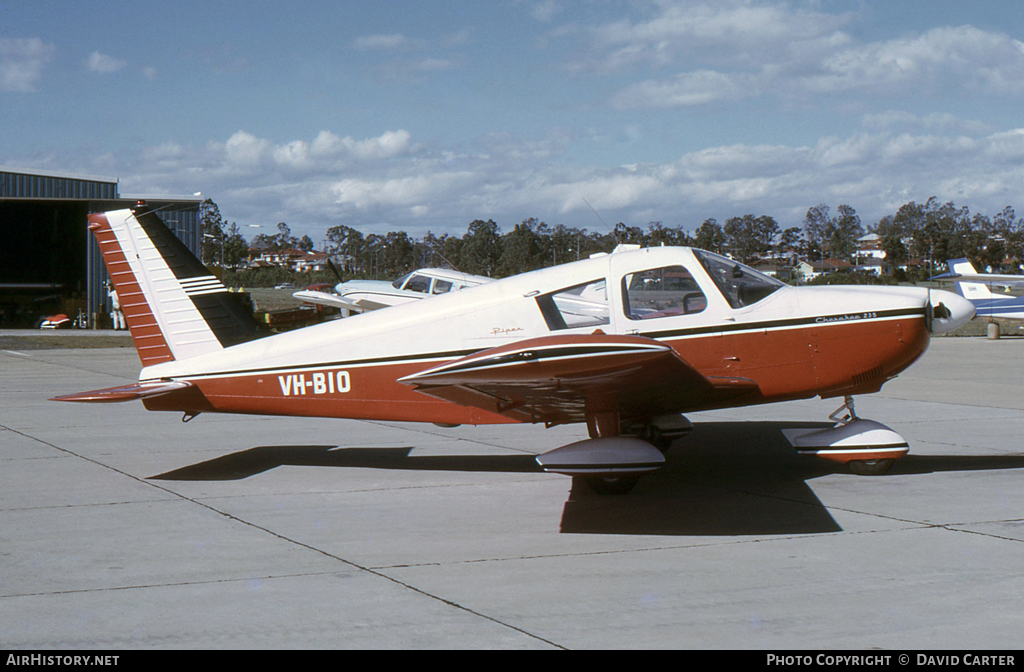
[431,279,453,294]
[622,265,707,320]
[536,279,610,331]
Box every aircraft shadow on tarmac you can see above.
[150,421,1024,537]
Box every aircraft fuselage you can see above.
[139,247,950,427]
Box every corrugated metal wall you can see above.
[1,169,201,326]
[0,170,118,200]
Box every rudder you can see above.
[89,204,265,365]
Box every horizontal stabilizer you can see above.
[536,437,665,476]
[51,380,191,403]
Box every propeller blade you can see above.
[926,287,932,332]
[327,258,344,283]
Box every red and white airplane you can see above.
[53,205,975,494]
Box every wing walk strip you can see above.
[155,308,926,383]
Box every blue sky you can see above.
[4,1,1024,242]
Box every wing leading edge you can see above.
[398,333,758,426]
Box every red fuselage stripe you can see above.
[143,316,930,425]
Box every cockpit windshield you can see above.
[693,250,785,308]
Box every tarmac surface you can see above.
[2,334,1024,649]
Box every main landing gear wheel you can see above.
[642,426,674,454]
[582,475,640,496]
[537,438,664,496]
[848,458,895,476]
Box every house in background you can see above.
[795,258,854,282]
[247,246,330,272]
[853,233,886,276]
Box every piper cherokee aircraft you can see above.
[294,267,489,316]
[931,258,1024,321]
[52,204,975,494]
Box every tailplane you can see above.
[89,204,265,366]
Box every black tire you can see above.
[640,425,675,454]
[584,475,640,495]
[848,458,895,476]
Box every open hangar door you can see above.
[0,200,90,327]
[1,168,202,328]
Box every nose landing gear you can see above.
[783,396,908,475]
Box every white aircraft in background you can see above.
[931,258,1024,320]
[294,267,490,316]
[54,205,975,495]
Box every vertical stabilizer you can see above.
[946,258,997,301]
[89,205,264,365]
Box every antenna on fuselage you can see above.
[581,197,619,245]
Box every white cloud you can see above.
[309,129,413,161]
[862,111,991,136]
[353,30,471,52]
[804,26,1024,96]
[413,58,454,72]
[352,33,408,50]
[0,38,56,92]
[610,69,748,109]
[224,130,272,169]
[530,0,562,23]
[103,121,1024,240]
[556,2,1024,109]
[570,0,850,73]
[333,171,477,210]
[87,51,126,74]
[553,173,663,213]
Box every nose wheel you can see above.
[783,396,908,475]
[578,475,640,496]
[848,458,896,475]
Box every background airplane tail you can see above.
[946,258,997,301]
[89,204,265,366]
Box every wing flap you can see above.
[400,334,758,424]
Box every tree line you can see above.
[199,197,1024,285]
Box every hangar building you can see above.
[0,167,201,328]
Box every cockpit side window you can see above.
[404,274,431,294]
[536,279,610,331]
[431,279,453,294]
[693,250,784,308]
[622,265,707,320]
